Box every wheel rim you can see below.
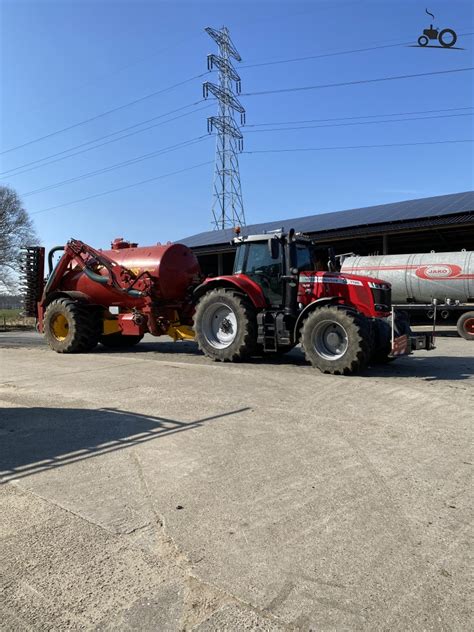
[464,318,474,335]
[311,320,348,360]
[50,313,69,341]
[201,302,238,349]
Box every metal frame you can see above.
[204,26,246,231]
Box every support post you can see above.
[217,253,224,276]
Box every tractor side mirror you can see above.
[268,237,280,260]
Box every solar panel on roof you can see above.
[178,191,474,248]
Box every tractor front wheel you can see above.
[438,28,457,47]
[44,298,100,353]
[301,307,371,375]
[194,289,257,361]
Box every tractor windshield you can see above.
[234,241,283,305]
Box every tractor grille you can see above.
[371,286,391,312]
[19,247,45,317]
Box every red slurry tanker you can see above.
[21,230,434,375]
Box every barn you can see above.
[179,191,474,276]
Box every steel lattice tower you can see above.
[203,26,246,230]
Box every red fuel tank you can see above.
[61,239,200,307]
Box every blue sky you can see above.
[1,0,473,254]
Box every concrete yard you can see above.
[0,329,472,631]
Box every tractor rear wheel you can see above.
[456,311,474,340]
[194,289,258,361]
[100,333,144,348]
[44,298,101,353]
[301,306,371,375]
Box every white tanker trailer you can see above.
[341,251,474,340]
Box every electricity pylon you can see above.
[203,26,246,230]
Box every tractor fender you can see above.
[294,297,356,338]
[193,275,266,309]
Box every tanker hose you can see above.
[82,266,144,297]
[48,246,65,275]
[83,267,109,285]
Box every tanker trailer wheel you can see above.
[301,306,371,375]
[100,333,144,348]
[194,289,257,362]
[44,298,101,353]
[438,28,457,47]
[456,311,474,341]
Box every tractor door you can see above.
[240,241,284,306]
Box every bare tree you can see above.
[0,185,39,292]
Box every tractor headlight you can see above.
[368,281,390,290]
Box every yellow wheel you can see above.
[50,313,69,341]
[44,298,101,353]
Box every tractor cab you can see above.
[232,230,336,308]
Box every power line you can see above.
[30,160,214,216]
[26,34,205,115]
[0,72,209,155]
[241,41,412,69]
[241,67,474,97]
[245,112,473,134]
[240,32,474,69]
[1,102,211,178]
[21,135,210,197]
[243,139,473,154]
[245,106,474,127]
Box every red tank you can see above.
[60,238,201,308]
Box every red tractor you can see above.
[193,229,433,373]
[22,229,434,375]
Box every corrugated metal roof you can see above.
[179,191,474,249]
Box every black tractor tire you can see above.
[438,28,457,47]
[371,311,410,364]
[100,333,144,348]
[456,311,474,341]
[301,306,371,375]
[43,298,101,353]
[418,35,429,46]
[194,289,258,362]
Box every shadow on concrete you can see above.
[0,406,250,483]
[361,356,473,381]
[95,340,200,356]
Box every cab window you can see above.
[295,244,312,272]
[246,242,281,277]
[233,245,246,273]
[244,242,283,306]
